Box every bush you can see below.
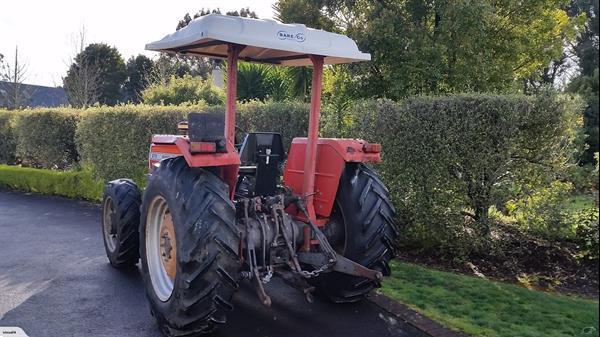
[76,104,209,182]
[0,95,586,261]
[0,164,102,200]
[142,75,224,106]
[566,164,598,193]
[0,111,17,164]
[506,181,575,239]
[74,101,308,182]
[332,94,582,256]
[13,109,78,169]
[238,100,309,148]
[574,207,599,261]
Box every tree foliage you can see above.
[63,43,126,106]
[567,0,599,163]
[176,7,258,30]
[123,55,154,103]
[141,74,224,106]
[235,62,285,101]
[274,0,583,99]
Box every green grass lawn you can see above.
[567,194,597,212]
[381,261,599,337]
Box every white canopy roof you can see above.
[145,14,370,66]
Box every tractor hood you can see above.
[145,14,370,66]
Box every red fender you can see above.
[283,138,381,221]
[149,135,240,198]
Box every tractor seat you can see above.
[237,133,285,196]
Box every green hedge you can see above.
[0,95,586,258]
[0,111,17,164]
[75,104,209,182]
[330,94,582,252]
[237,100,309,148]
[13,109,79,169]
[74,101,309,182]
[1,102,309,183]
[0,165,103,200]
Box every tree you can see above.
[123,55,154,103]
[64,43,126,106]
[62,27,101,108]
[0,46,30,109]
[567,0,599,163]
[273,0,335,31]
[274,0,582,99]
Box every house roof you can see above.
[145,14,370,66]
[0,81,68,108]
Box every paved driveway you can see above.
[0,190,423,337]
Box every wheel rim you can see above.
[102,197,118,253]
[146,196,177,302]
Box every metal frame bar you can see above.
[169,39,227,52]
[302,55,324,223]
[225,44,245,147]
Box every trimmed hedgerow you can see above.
[13,109,79,169]
[0,164,103,201]
[74,101,310,182]
[237,100,309,148]
[0,111,17,164]
[324,94,582,254]
[0,95,585,260]
[75,104,210,182]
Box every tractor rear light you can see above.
[190,141,217,153]
[363,143,381,153]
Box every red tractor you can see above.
[101,14,397,336]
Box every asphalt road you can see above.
[0,190,424,337]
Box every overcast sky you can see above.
[0,0,276,87]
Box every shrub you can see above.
[335,94,582,256]
[236,62,291,102]
[0,110,17,164]
[574,207,599,261]
[142,75,224,105]
[75,104,209,182]
[506,181,575,239]
[13,109,78,169]
[238,100,309,148]
[0,164,102,200]
[74,101,308,181]
[566,164,597,193]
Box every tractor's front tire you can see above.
[101,179,141,268]
[314,163,398,302]
[140,157,241,336]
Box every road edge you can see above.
[367,291,470,337]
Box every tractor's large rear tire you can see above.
[314,163,398,303]
[101,179,141,268]
[140,157,241,336]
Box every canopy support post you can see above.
[225,44,244,148]
[301,55,324,251]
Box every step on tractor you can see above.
[101,14,397,336]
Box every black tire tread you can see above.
[102,179,141,268]
[313,163,398,303]
[140,157,240,336]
